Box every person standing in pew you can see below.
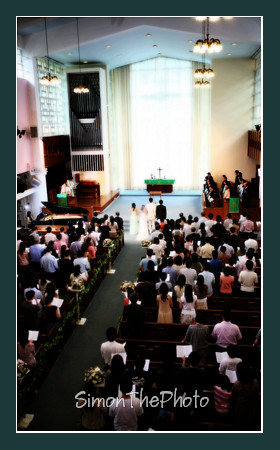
[135,271,156,306]
[200,262,215,297]
[114,211,123,231]
[179,284,197,324]
[155,271,172,293]
[219,266,235,296]
[162,257,178,290]
[156,282,173,323]
[244,232,259,252]
[100,327,126,369]
[211,309,242,352]
[219,345,242,375]
[238,260,258,296]
[182,312,209,363]
[21,290,42,332]
[122,293,146,338]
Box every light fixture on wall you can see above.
[73,17,89,94]
[17,128,26,138]
[40,18,60,86]
[193,17,222,54]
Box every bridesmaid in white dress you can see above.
[129,203,139,235]
[136,205,149,241]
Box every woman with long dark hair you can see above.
[105,354,126,399]
[194,274,208,310]
[129,203,139,235]
[108,215,119,238]
[179,284,197,323]
[84,237,96,263]
[157,282,173,323]
[17,242,30,270]
[174,274,186,305]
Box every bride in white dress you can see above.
[136,205,150,241]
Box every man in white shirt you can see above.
[149,237,164,260]
[191,216,200,232]
[145,197,156,233]
[100,327,126,367]
[238,212,247,228]
[244,233,259,252]
[223,213,233,231]
[238,260,258,294]
[183,220,192,240]
[198,212,207,224]
[205,213,216,236]
[109,375,144,431]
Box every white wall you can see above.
[211,58,257,186]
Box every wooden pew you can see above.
[143,307,261,326]
[207,296,261,311]
[116,338,258,365]
[126,322,258,344]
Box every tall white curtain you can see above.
[110,57,210,190]
[110,65,132,190]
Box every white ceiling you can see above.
[17,16,261,70]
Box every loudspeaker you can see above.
[30,126,38,138]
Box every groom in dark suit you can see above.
[156,199,167,221]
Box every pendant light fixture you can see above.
[193,17,222,54]
[73,17,89,94]
[194,22,214,88]
[40,18,60,86]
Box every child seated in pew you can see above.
[214,374,232,417]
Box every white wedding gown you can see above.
[136,212,150,241]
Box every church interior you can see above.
[17,16,262,432]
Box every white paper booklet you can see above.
[226,369,237,383]
[176,345,192,358]
[52,298,64,308]
[215,352,229,363]
[28,330,39,341]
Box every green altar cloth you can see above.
[144,179,175,184]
